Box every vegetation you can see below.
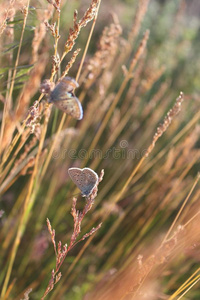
[0,0,200,299]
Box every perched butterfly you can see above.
[49,77,83,120]
[68,167,98,197]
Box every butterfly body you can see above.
[68,168,98,197]
[49,77,83,120]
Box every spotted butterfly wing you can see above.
[49,77,83,120]
[51,96,83,120]
[68,168,98,197]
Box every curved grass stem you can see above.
[162,172,200,245]
[0,2,30,158]
[0,110,49,299]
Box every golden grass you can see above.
[0,0,200,299]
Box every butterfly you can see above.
[68,167,98,197]
[49,77,83,120]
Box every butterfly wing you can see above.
[68,168,98,197]
[49,81,71,102]
[82,168,98,196]
[68,168,85,194]
[49,80,83,120]
[54,97,83,120]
